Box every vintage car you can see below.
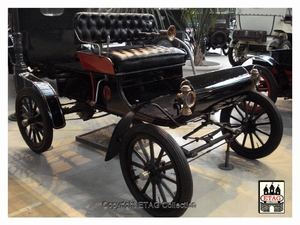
[251,49,292,102]
[228,8,292,66]
[11,9,283,217]
[205,12,233,55]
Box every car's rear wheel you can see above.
[220,91,283,159]
[16,88,53,153]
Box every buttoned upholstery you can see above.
[74,12,157,43]
[74,12,186,74]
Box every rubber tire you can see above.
[278,40,291,49]
[119,124,193,217]
[245,65,278,103]
[228,46,248,66]
[220,91,283,159]
[16,87,53,153]
[210,31,227,49]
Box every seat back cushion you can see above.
[74,12,157,44]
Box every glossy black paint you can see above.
[252,49,292,98]
[19,72,66,129]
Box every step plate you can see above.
[75,124,116,151]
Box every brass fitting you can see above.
[177,82,196,116]
[250,67,260,91]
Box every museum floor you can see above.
[6,51,293,220]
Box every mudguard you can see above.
[252,55,279,68]
[105,103,147,161]
[105,111,135,161]
[18,72,66,129]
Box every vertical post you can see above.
[12,8,27,92]
[8,8,27,121]
[218,141,234,170]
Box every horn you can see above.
[167,25,176,41]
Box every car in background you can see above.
[228,8,292,66]
[205,13,233,55]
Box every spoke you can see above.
[253,131,265,146]
[230,115,242,124]
[242,101,249,117]
[235,104,246,119]
[152,183,157,201]
[139,140,150,162]
[155,148,165,166]
[160,173,177,184]
[141,179,151,193]
[133,148,147,165]
[23,98,31,113]
[133,174,140,180]
[161,179,175,198]
[28,99,34,114]
[33,103,38,115]
[21,104,29,114]
[157,183,167,202]
[149,140,155,164]
[249,132,255,149]
[242,132,248,146]
[249,102,257,119]
[32,129,38,143]
[161,161,174,171]
[252,110,267,122]
[229,123,243,129]
[131,160,145,169]
[256,121,271,126]
[35,128,42,142]
[255,127,271,137]
[28,126,32,139]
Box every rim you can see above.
[19,96,46,147]
[128,137,179,205]
[256,74,271,99]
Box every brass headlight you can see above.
[177,81,196,116]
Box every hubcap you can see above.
[242,117,256,133]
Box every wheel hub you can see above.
[139,171,150,180]
[242,117,256,133]
[139,161,165,183]
[22,116,36,127]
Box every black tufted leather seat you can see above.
[103,45,187,73]
[74,12,157,43]
[74,12,187,74]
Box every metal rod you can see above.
[183,133,231,157]
[174,37,196,75]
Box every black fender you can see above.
[18,72,66,129]
[252,55,279,68]
[105,111,135,161]
[105,103,147,161]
